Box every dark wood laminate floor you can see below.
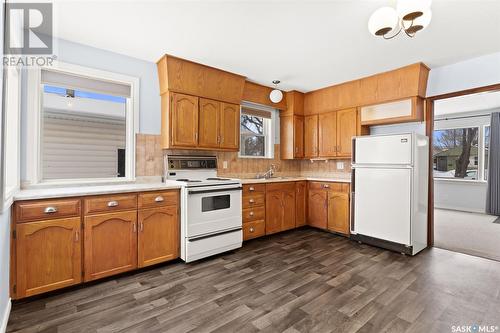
[7,228,500,333]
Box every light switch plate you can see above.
[223,161,228,169]
[336,161,344,170]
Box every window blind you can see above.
[241,101,275,119]
[41,69,131,97]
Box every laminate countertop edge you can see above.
[239,177,351,184]
[13,181,183,201]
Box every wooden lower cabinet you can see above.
[243,220,265,240]
[295,181,307,227]
[307,189,328,229]
[84,211,138,281]
[265,183,296,235]
[15,217,81,298]
[138,206,179,268]
[327,191,350,235]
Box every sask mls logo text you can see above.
[4,2,54,66]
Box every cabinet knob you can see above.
[133,222,137,233]
[249,227,255,232]
[44,206,58,214]
[249,199,255,203]
[323,184,330,188]
[249,211,254,216]
[249,187,255,191]
[107,201,119,207]
[155,196,164,202]
[74,230,79,242]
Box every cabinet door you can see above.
[265,191,283,235]
[336,108,357,157]
[327,191,350,235]
[16,217,81,298]
[84,211,137,281]
[307,189,327,229]
[198,98,220,148]
[280,115,294,160]
[294,116,304,158]
[295,181,307,227]
[171,93,199,147]
[138,206,179,268]
[304,115,318,158]
[282,189,296,231]
[318,111,337,157]
[220,103,240,149]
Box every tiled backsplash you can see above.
[136,134,351,178]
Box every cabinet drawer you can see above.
[84,194,137,215]
[243,220,265,241]
[243,206,265,222]
[266,182,296,192]
[308,181,343,191]
[243,184,265,194]
[15,198,81,222]
[242,193,265,208]
[138,190,178,209]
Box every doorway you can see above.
[430,89,500,261]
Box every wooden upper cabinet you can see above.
[304,115,319,158]
[294,116,304,158]
[84,211,138,281]
[336,108,357,157]
[318,112,337,157]
[171,93,199,147]
[220,103,240,149]
[307,188,327,229]
[138,206,179,268]
[280,115,294,160]
[198,98,220,148]
[327,191,350,235]
[15,217,81,298]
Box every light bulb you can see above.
[397,0,432,21]
[368,7,399,36]
[269,89,283,103]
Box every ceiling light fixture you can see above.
[269,80,283,104]
[368,0,432,39]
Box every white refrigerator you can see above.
[351,133,429,255]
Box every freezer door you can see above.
[354,134,412,165]
[354,167,411,245]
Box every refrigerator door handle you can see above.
[350,191,355,232]
[351,137,356,164]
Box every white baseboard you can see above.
[0,298,11,333]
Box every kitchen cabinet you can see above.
[14,217,81,298]
[171,92,199,147]
[304,115,319,158]
[220,103,240,149]
[265,183,296,235]
[295,181,307,227]
[242,184,266,241]
[280,115,305,159]
[84,211,138,281]
[198,98,220,148]
[318,112,337,157]
[307,182,350,235]
[336,108,358,157]
[138,206,179,268]
[328,191,350,235]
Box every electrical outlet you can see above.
[223,161,228,169]
[336,161,344,170]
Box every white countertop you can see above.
[14,181,183,201]
[239,177,351,184]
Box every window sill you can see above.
[238,155,274,159]
[21,177,136,190]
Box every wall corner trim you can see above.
[0,298,11,333]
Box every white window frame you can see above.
[433,115,490,183]
[238,103,275,159]
[25,61,139,187]
[1,66,21,210]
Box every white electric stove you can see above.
[165,155,242,262]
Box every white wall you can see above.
[434,180,487,213]
[427,52,500,97]
[0,211,11,333]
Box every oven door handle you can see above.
[188,186,242,195]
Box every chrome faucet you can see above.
[257,164,278,179]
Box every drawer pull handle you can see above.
[249,227,255,232]
[323,184,330,188]
[249,187,255,191]
[249,199,255,203]
[44,206,58,214]
[140,222,144,232]
[107,201,119,207]
[155,196,164,202]
[249,211,254,216]
[74,231,79,242]
[133,222,137,233]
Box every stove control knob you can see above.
[200,160,207,168]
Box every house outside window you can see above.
[239,104,275,158]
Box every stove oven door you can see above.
[186,184,242,238]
